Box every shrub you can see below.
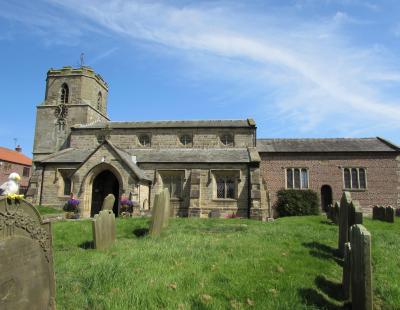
[276,189,319,217]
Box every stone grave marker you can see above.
[149,189,170,236]
[101,193,115,211]
[209,209,221,218]
[378,206,386,221]
[0,197,56,310]
[385,206,395,223]
[372,206,379,220]
[342,242,352,301]
[92,210,116,250]
[350,224,372,310]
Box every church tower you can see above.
[32,66,109,161]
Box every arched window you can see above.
[60,83,69,104]
[180,134,193,146]
[97,92,102,111]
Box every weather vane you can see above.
[80,53,85,67]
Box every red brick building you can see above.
[258,137,400,215]
[0,146,32,194]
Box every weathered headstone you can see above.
[342,242,352,301]
[338,192,363,257]
[332,202,340,225]
[0,197,56,310]
[149,189,170,236]
[372,205,379,220]
[350,224,372,310]
[385,206,395,223]
[92,210,116,250]
[101,193,115,211]
[209,209,221,218]
[338,192,352,257]
[378,206,386,221]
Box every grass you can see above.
[50,216,400,309]
[36,205,64,215]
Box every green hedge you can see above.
[276,189,320,217]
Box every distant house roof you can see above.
[72,118,256,129]
[0,147,32,166]
[256,137,400,153]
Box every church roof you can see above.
[72,119,256,129]
[256,137,400,153]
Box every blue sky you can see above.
[1,0,400,156]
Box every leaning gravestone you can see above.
[101,193,115,211]
[92,210,116,250]
[350,224,372,310]
[0,197,56,310]
[149,189,170,236]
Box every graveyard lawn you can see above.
[51,216,400,309]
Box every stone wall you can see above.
[69,128,255,150]
[260,152,399,213]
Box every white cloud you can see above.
[2,0,400,137]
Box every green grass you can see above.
[52,216,400,309]
[36,205,64,215]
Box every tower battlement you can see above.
[47,66,108,90]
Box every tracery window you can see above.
[60,83,69,104]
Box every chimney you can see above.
[15,145,22,153]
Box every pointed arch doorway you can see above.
[91,170,119,217]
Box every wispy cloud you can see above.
[1,0,400,137]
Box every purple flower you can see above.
[67,198,80,206]
[120,198,133,207]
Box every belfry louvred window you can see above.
[60,83,69,104]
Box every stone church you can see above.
[28,66,400,218]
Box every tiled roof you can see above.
[0,147,32,166]
[73,119,255,129]
[256,137,400,153]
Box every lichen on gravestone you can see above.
[149,188,170,236]
[92,210,116,250]
[101,193,115,211]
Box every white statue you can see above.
[0,172,21,195]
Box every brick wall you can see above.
[260,152,400,214]
[0,161,31,190]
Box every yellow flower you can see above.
[6,194,24,200]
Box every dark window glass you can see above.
[294,169,301,189]
[180,134,192,146]
[220,134,234,146]
[351,168,359,189]
[344,168,351,188]
[217,178,225,198]
[63,177,72,196]
[139,134,151,147]
[287,169,293,188]
[301,169,308,189]
[61,83,69,104]
[23,167,30,177]
[226,178,235,198]
[163,174,182,198]
[359,168,366,189]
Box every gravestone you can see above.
[92,210,116,250]
[338,192,363,257]
[350,224,372,310]
[209,209,221,218]
[342,242,352,301]
[0,197,56,310]
[372,206,379,220]
[101,194,115,211]
[378,206,386,221]
[149,189,170,236]
[385,206,395,223]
